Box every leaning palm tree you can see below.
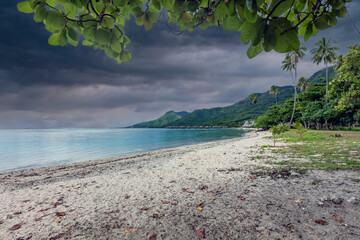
[297,77,310,92]
[269,85,279,105]
[282,47,306,126]
[310,37,338,95]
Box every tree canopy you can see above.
[17,0,351,63]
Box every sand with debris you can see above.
[0,131,359,240]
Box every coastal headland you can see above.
[0,131,359,239]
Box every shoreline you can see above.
[0,129,256,176]
[1,131,359,239]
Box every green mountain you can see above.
[131,111,189,128]
[131,67,336,128]
[308,66,335,83]
[166,86,294,127]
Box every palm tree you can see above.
[269,85,279,105]
[310,37,338,95]
[282,46,306,126]
[249,93,263,114]
[297,77,310,92]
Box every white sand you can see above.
[1,131,359,240]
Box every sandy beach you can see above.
[1,131,359,240]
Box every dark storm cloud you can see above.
[0,1,359,128]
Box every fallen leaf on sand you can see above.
[38,208,51,212]
[103,211,113,214]
[140,208,149,211]
[196,207,203,212]
[125,195,131,199]
[171,203,177,205]
[52,202,63,207]
[237,196,246,200]
[314,219,328,225]
[187,191,195,194]
[169,181,176,183]
[197,202,205,208]
[209,197,216,200]
[0,221,4,224]
[196,228,205,238]
[54,218,64,223]
[22,200,30,203]
[9,224,22,231]
[124,172,131,174]
[248,176,257,180]
[124,227,137,233]
[332,215,344,223]
[295,200,302,204]
[199,185,208,190]
[56,212,66,217]
[66,225,73,231]
[148,233,156,240]
[152,214,164,219]
[181,188,188,192]
[162,201,170,204]
[69,209,75,212]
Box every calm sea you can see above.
[0,128,247,173]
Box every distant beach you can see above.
[1,131,359,239]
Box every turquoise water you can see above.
[0,128,247,173]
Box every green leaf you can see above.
[223,15,243,31]
[94,28,111,45]
[264,24,277,52]
[65,3,77,19]
[120,50,131,62]
[214,1,228,21]
[111,37,122,53]
[45,10,66,30]
[241,19,264,46]
[236,3,246,21]
[272,18,300,53]
[48,32,60,46]
[82,40,94,46]
[58,29,67,47]
[304,23,313,41]
[246,0,256,13]
[150,0,162,12]
[45,0,57,7]
[314,15,330,30]
[199,0,208,8]
[161,0,175,10]
[83,26,96,41]
[101,16,115,29]
[33,4,47,23]
[67,28,79,42]
[247,43,263,59]
[17,1,34,13]
[327,13,337,26]
[268,0,292,17]
[29,0,40,9]
[244,2,257,23]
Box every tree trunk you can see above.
[325,62,329,95]
[289,67,297,126]
[324,119,328,130]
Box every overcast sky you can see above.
[0,1,359,128]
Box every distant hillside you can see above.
[130,111,189,128]
[167,86,294,127]
[308,66,335,83]
[131,67,334,128]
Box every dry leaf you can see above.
[56,212,66,217]
[0,221,4,224]
[295,200,302,204]
[124,227,137,233]
[314,219,328,225]
[237,196,245,200]
[103,211,113,214]
[187,191,195,194]
[198,202,205,208]
[209,197,216,200]
[54,218,64,223]
[181,188,188,192]
[52,202,63,207]
[69,209,75,212]
[140,207,149,211]
[332,215,344,223]
[148,233,156,240]
[169,181,176,183]
[9,224,21,231]
[196,207,203,212]
[22,200,30,203]
[199,185,208,190]
[171,203,177,205]
[38,208,51,212]
[162,201,170,204]
[196,228,205,238]
[125,195,131,199]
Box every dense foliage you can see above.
[17,0,351,62]
[256,44,360,130]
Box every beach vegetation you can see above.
[269,124,288,146]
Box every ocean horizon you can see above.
[0,128,248,173]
